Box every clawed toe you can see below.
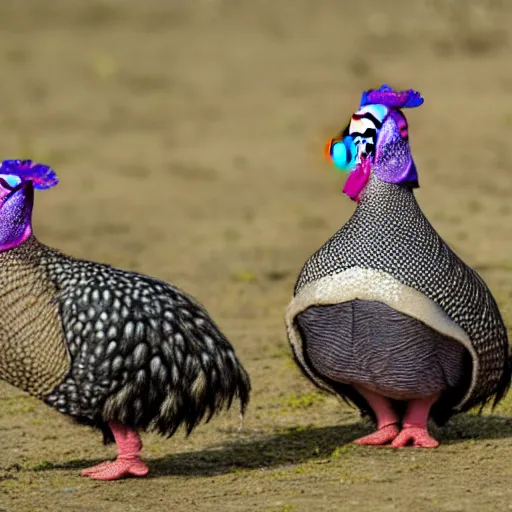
[390,427,439,448]
[81,458,149,481]
[81,461,113,476]
[353,423,400,446]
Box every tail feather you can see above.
[101,313,251,438]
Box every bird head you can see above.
[325,84,424,202]
[0,160,58,251]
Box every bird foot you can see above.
[353,423,400,446]
[81,456,150,481]
[390,426,439,448]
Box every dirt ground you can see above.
[1,1,512,511]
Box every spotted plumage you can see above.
[293,175,509,411]
[0,159,250,479]
[0,236,250,443]
[286,85,511,447]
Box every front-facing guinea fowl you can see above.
[0,160,250,480]
[285,85,511,448]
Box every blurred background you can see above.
[1,1,512,511]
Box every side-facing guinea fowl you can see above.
[285,85,511,448]
[0,160,250,480]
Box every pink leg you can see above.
[352,386,400,446]
[391,394,440,448]
[81,421,150,480]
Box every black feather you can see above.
[42,253,251,439]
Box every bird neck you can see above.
[355,173,419,216]
[0,234,42,271]
[0,224,32,252]
[0,185,34,252]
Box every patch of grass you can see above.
[490,391,512,416]
[231,269,258,283]
[293,465,310,474]
[338,470,371,485]
[275,425,314,435]
[230,466,253,476]
[30,458,93,472]
[280,391,326,410]
[330,444,356,460]
[47,475,81,490]
[267,342,291,360]
[0,478,24,490]
[31,460,57,472]
[0,396,37,416]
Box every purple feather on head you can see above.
[0,160,59,190]
[360,84,424,110]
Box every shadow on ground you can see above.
[31,414,512,478]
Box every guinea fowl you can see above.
[285,85,511,448]
[0,160,250,480]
